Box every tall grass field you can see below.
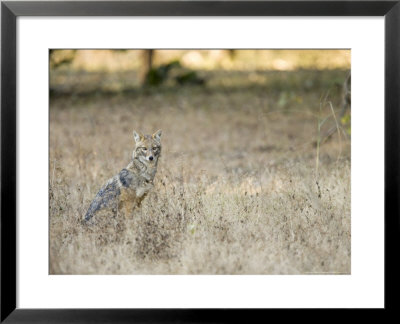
[50,50,350,274]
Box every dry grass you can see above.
[49,68,350,274]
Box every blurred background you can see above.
[49,50,351,274]
[50,49,350,94]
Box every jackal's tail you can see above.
[84,211,93,222]
[83,200,99,223]
[83,177,121,224]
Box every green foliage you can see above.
[341,113,351,135]
[176,71,205,86]
[50,50,76,69]
[144,60,205,87]
[145,60,180,86]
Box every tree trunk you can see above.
[140,49,154,86]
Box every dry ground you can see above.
[50,69,350,274]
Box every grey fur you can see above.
[119,168,133,188]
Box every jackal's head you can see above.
[132,130,162,166]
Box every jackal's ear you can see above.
[152,129,162,141]
[133,130,143,144]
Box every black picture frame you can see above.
[1,1,399,322]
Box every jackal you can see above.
[84,130,162,224]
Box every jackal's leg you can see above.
[136,196,144,208]
[120,200,135,220]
